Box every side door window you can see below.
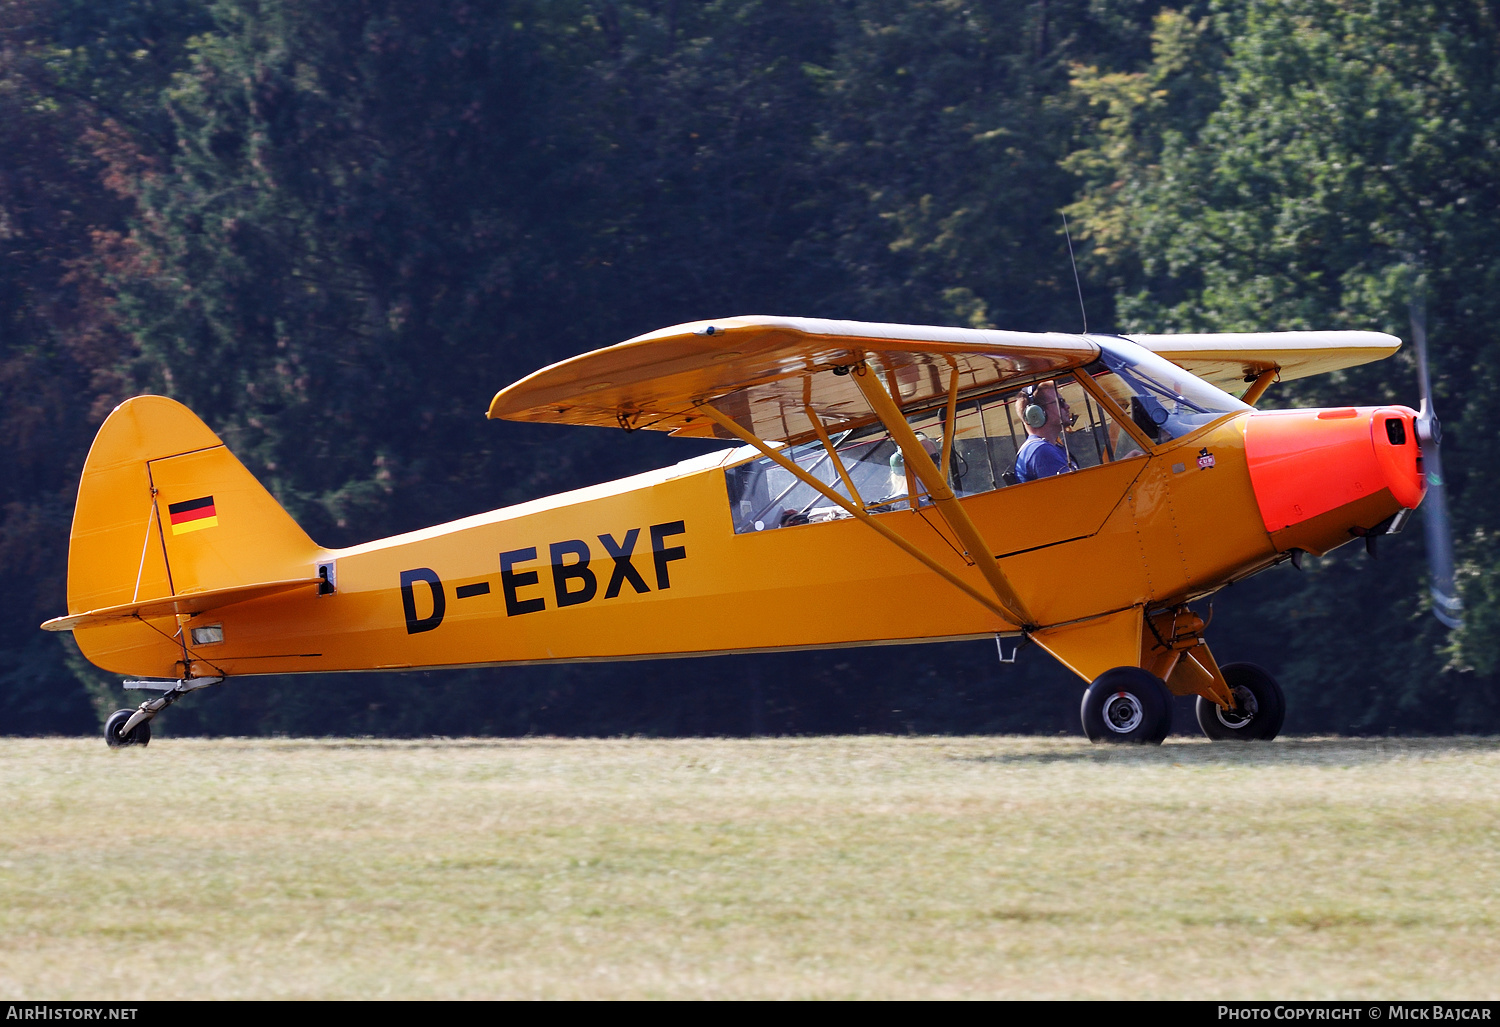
[724,372,1148,533]
[964,376,1143,490]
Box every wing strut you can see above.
[696,403,1019,626]
[801,377,865,508]
[851,359,1033,628]
[939,359,960,489]
[1241,367,1278,406]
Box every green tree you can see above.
[812,0,1165,331]
[119,0,612,543]
[1067,0,1500,730]
[0,0,208,731]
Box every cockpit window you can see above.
[722,338,1242,534]
[723,368,1145,534]
[1089,337,1249,444]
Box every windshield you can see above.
[1091,336,1248,444]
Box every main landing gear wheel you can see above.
[104,708,151,748]
[1196,662,1285,741]
[1081,667,1173,744]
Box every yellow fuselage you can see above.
[75,407,1389,683]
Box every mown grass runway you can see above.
[1,736,1496,999]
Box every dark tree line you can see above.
[2,0,1495,737]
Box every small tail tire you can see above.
[1081,667,1173,744]
[104,709,151,749]
[1195,662,1285,741]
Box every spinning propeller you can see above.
[1408,292,1464,629]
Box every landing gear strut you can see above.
[1081,667,1173,744]
[1196,662,1284,741]
[102,676,222,749]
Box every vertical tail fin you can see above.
[64,396,322,618]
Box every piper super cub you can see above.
[43,317,1431,746]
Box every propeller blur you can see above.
[1409,294,1464,630]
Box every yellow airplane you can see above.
[43,317,1430,747]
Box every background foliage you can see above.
[2,0,1493,737]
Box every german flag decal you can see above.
[168,496,218,535]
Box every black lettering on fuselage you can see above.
[598,529,650,598]
[500,547,546,616]
[650,520,687,590]
[550,540,598,607]
[483,523,688,617]
[400,568,446,633]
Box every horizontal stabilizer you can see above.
[41,577,321,632]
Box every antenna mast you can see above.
[1062,213,1088,335]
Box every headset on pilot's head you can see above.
[1020,381,1068,430]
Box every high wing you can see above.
[486,318,1400,631]
[1127,331,1401,398]
[489,320,1400,437]
[489,316,1098,444]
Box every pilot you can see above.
[1013,381,1078,483]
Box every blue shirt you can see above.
[1014,436,1074,483]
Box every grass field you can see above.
[1,736,1497,1000]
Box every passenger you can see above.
[886,431,942,501]
[1013,382,1079,483]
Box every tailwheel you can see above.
[102,675,223,749]
[104,709,151,748]
[1081,667,1173,744]
[1196,662,1285,741]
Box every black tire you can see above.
[104,709,151,749]
[1081,667,1173,744]
[1195,662,1285,741]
